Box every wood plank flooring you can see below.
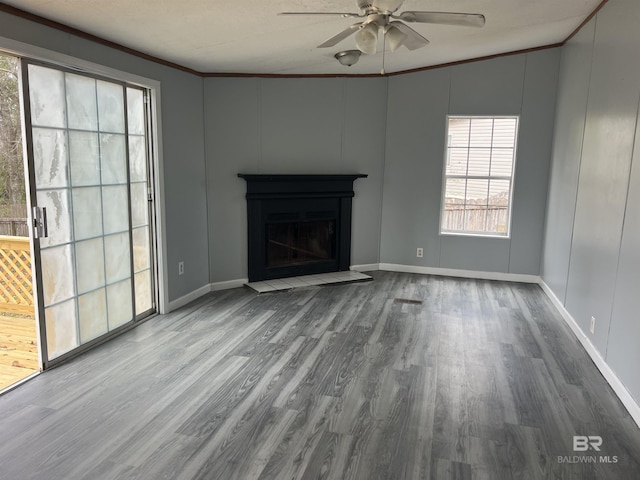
[0,271,639,479]
[0,314,39,390]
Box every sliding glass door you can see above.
[21,60,156,365]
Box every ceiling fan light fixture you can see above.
[334,49,362,66]
[385,24,408,51]
[355,23,379,55]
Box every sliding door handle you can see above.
[32,206,48,239]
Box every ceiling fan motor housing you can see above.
[357,0,404,14]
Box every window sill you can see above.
[440,231,511,239]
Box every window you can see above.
[440,116,519,237]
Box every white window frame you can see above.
[439,115,519,238]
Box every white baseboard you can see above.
[539,280,640,428]
[350,263,380,272]
[211,278,249,291]
[378,263,540,283]
[168,284,212,312]
[167,278,248,312]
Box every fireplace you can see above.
[266,220,336,268]
[238,174,367,282]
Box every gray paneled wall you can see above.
[204,77,387,283]
[542,0,640,403]
[381,50,559,274]
[380,67,450,267]
[206,51,560,284]
[159,72,209,302]
[540,21,595,302]
[509,52,559,274]
[204,78,260,286]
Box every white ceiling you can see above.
[3,0,602,75]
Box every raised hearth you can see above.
[238,174,367,282]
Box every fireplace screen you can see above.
[266,220,336,268]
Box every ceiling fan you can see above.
[279,0,485,55]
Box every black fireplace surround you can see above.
[238,174,367,282]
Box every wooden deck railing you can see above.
[0,236,34,315]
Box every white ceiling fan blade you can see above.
[279,12,363,18]
[317,23,363,48]
[391,23,429,50]
[396,11,486,28]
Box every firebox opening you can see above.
[266,220,336,269]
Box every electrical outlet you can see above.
[178,261,184,276]
[590,316,595,334]
[416,248,424,258]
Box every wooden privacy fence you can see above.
[0,218,29,236]
[0,205,29,236]
[442,205,509,233]
[0,236,34,315]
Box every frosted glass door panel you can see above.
[135,270,153,314]
[75,237,106,294]
[129,182,148,228]
[45,300,78,359]
[108,280,133,329]
[102,185,129,234]
[66,73,98,130]
[72,187,103,240]
[101,134,127,184]
[33,128,69,188]
[78,289,108,343]
[132,226,150,271]
[28,66,66,128]
[36,190,72,248]
[128,136,146,182]
[97,81,125,133]
[127,88,145,135]
[69,131,100,186]
[105,232,131,283]
[27,64,154,362]
[40,245,75,305]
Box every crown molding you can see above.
[0,1,605,79]
[0,2,201,75]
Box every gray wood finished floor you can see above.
[1,272,639,479]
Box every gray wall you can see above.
[541,0,640,403]
[381,50,560,273]
[204,77,387,283]
[0,10,210,303]
[205,50,560,282]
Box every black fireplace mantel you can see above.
[237,174,367,198]
[238,174,367,282]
